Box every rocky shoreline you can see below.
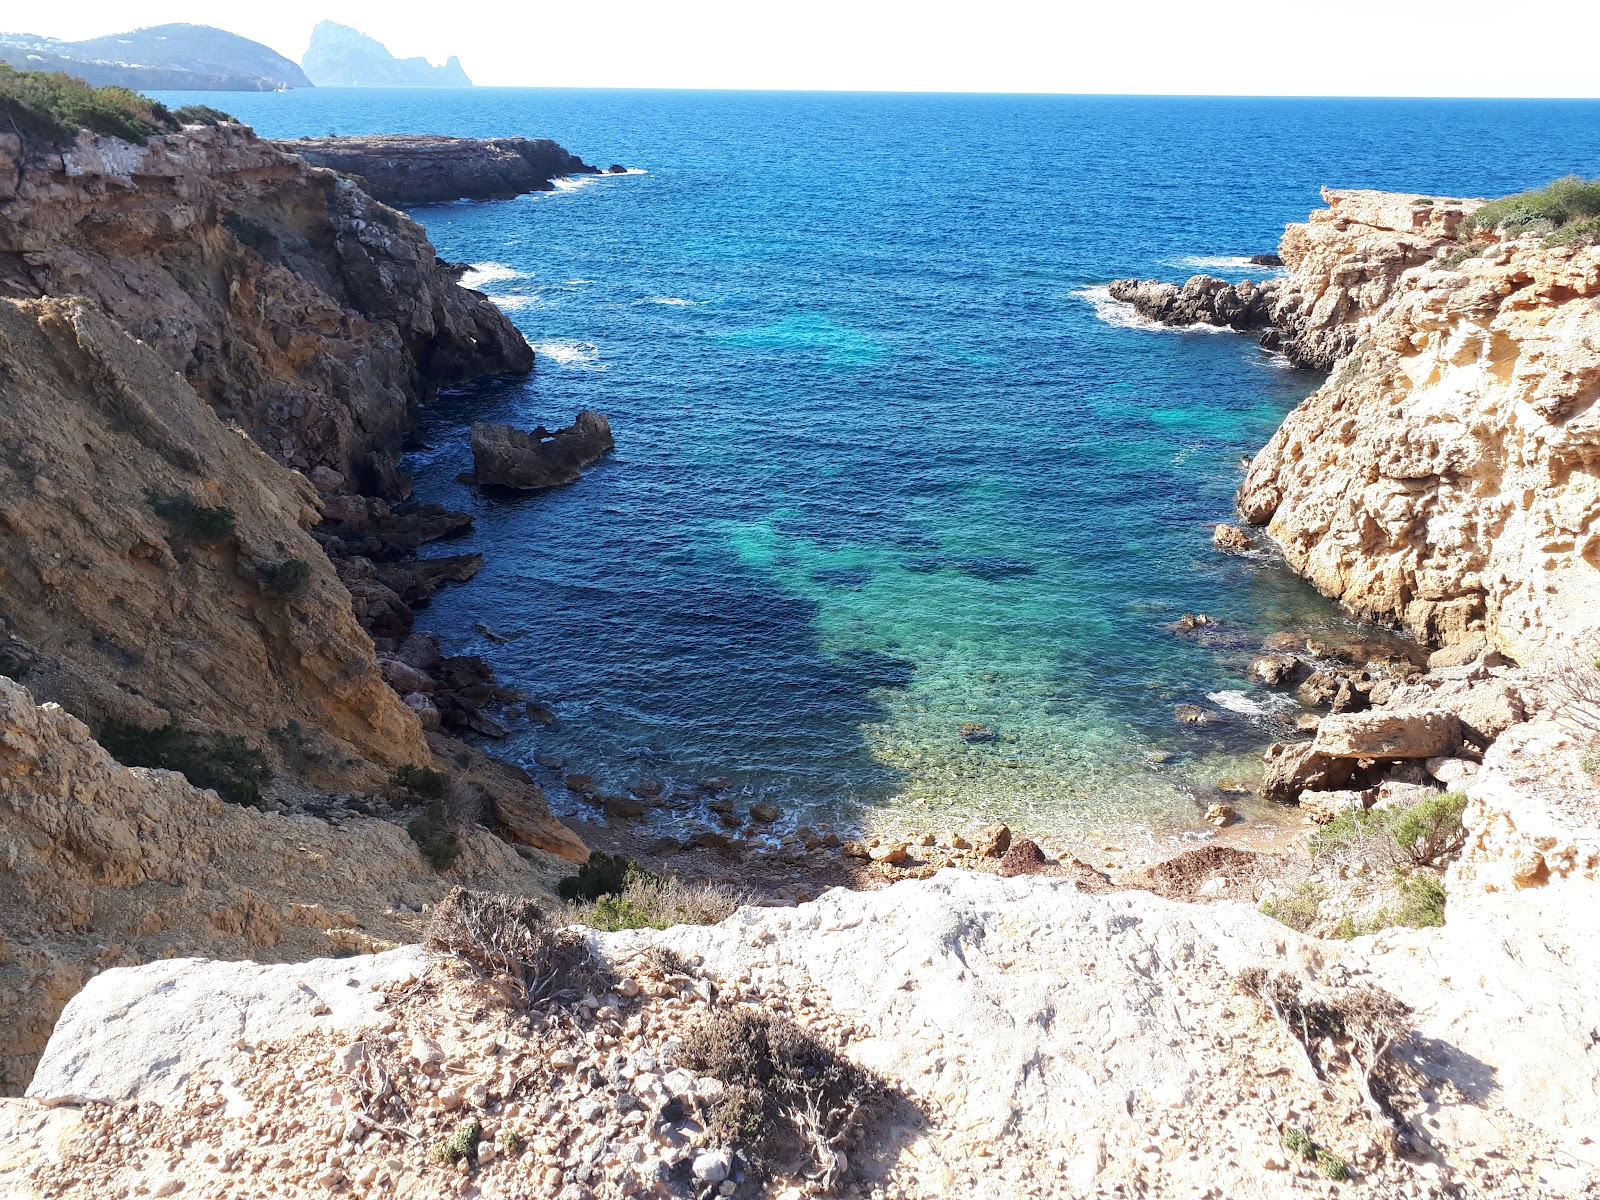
[277,134,627,206]
[2,79,1600,1198]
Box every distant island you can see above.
[0,23,310,91]
[301,21,472,87]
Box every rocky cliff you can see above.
[1239,190,1600,658]
[0,121,531,498]
[279,134,601,206]
[1113,189,1600,660]
[0,294,424,781]
[0,676,579,1096]
[8,720,1599,1196]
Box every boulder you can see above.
[27,947,433,1106]
[1212,523,1255,554]
[1259,740,1355,802]
[470,411,614,490]
[998,838,1050,877]
[973,823,1012,858]
[1312,711,1460,760]
[1249,654,1306,688]
[1297,788,1371,824]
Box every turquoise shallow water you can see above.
[163,89,1600,837]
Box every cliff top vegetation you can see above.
[1461,174,1600,246]
[0,64,235,148]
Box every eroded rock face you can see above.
[1237,189,1600,659]
[0,124,532,497]
[279,135,601,206]
[0,678,577,1096]
[1107,274,1277,331]
[0,296,422,777]
[470,411,615,490]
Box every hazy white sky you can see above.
[18,0,1600,96]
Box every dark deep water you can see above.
[159,88,1600,838]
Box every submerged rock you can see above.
[470,411,615,490]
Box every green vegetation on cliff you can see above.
[0,65,237,148]
[1462,175,1600,246]
[0,64,175,146]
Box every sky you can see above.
[14,0,1600,96]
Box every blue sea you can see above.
[161,89,1600,841]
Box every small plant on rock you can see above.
[424,886,607,1005]
[1259,883,1322,933]
[98,719,271,807]
[1281,1125,1350,1180]
[144,489,236,543]
[429,1118,481,1165]
[678,1009,886,1188]
[408,802,461,870]
[497,1128,523,1155]
[391,763,451,801]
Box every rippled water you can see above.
[163,89,1600,838]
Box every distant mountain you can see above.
[0,24,311,91]
[301,22,471,88]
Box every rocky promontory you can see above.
[470,411,616,489]
[279,134,605,206]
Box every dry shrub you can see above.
[678,1009,886,1190]
[1238,967,1411,1123]
[424,886,607,1005]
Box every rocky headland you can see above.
[0,24,312,92]
[279,134,609,206]
[2,68,1599,1199]
[301,21,472,89]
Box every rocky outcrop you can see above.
[280,135,602,206]
[470,411,615,490]
[13,863,1600,1196]
[1237,190,1600,658]
[301,21,471,88]
[0,24,312,91]
[0,295,423,780]
[0,122,532,497]
[1107,274,1277,331]
[0,676,582,1095]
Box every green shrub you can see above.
[170,104,236,127]
[1394,872,1447,928]
[1389,791,1467,866]
[0,64,176,147]
[145,489,236,543]
[1435,244,1484,271]
[408,802,461,870]
[98,719,271,807]
[429,1118,481,1165]
[391,763,451,800]
[1281,1126,1349,1180]
[1461,176,1600,240]
[557,850,640,902]
[1545,215,1600,248]
[255,558,310,599]
[1260,883,1322,933]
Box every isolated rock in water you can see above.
[1212,522,1254,553]
[1108,274,1278,331]
[1248,253,1283,267]
[301,20,471,87]
[1249,653,1305,688]
[1312,711,1459,760]
[471,412,614,490]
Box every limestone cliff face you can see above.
[0,123,532,497]
[1239,189,1600,659]
[0,295,427,778]
[0,676,570,1095]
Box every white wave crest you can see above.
[534,339,603,368]
[1172,254,1285,275]
[1207,690,1296,716]
[1073,286,1235,335]
[638,295,698,306]
[461,261,521,289]
[490,294,542,311]
[551,175,600,193]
